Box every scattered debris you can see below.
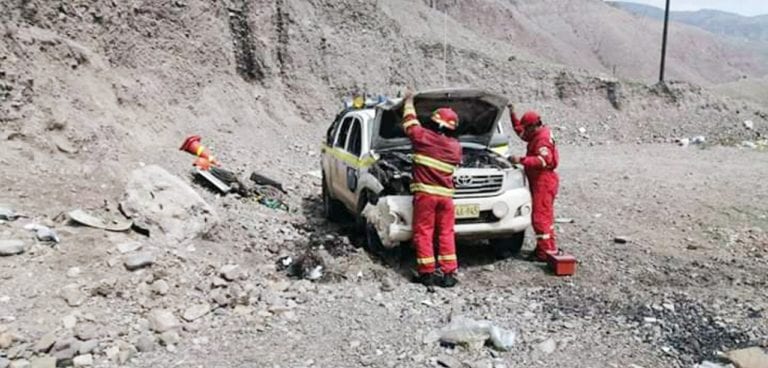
[437,316,517,351]
[744,120,754,130]
[67,209,132,232]
[24,224,60,243]
[677,138,690,147]
[614,236,629,244]
[194,168,232,194]
[555,217,574,224]
[0,240,26,256]
[692,135,707,145]
[250,172,287,194]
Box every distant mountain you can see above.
[609,1,768,43]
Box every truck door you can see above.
[330,116,354,206]
[337,117,363,207]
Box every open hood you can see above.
[370,89,508,151]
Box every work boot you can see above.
[415,272,438,292]
[439,273,459,288]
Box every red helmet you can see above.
[520,111,542,128]
[431,107,459,130]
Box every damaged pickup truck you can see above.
[321,89,532,256]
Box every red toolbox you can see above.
[547,252,577,276]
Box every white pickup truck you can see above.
[321,89,532,256]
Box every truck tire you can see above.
[490,232,525,259]
[322,173,345,222]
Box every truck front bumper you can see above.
[362,189,532,248]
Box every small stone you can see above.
[72,354,93,367]
[158,331,180,346]
[349,340,361,349]
[482,265,495,272]
[34,332,57,352]
[9,360,29,368]
[536,338,557,354]
[74,323,99,341]
[150,280,170,295]
[727,347,768,368]
[77,340,98,355]
[437,354,464,368]
[220,264,241,281]
[135,335,156,352]
[182,304,210,322]
[124,252,154,271]
[211,277,228,288]
[118,348,134,365]
[0,332,15,348]
[29,357,55,368]
[643,317,659,324]
[104,346,119,360]
[60,285,86,307]
[116,242,142,254]
[66,267,81,278]
[380,278,395,292]
[614,236,629,244]
[662,303,675,312]
[62,315,77,329]
[147,309,179,332]
[0,240,26,256]
[744,120,755,130]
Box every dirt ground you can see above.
[5,143,765,368]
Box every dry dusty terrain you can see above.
[2,144,767,368]
[1,1,767,367]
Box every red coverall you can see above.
[511,113,560,260]
[402,101,462,275]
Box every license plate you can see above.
[455,204,480,219]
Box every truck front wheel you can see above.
[490,232,525,259]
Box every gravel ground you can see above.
[4,144,762,368]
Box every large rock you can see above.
[120,165,218,244]
[727,347,768,368]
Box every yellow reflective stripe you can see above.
[491,145,509,155]
[537,156,547,168]
[410,183,455,197]
[416,257,435,265]
[413,154,455,174]
[322,145,377,169]
[195,145,205,156]
[403,119,420,129]
[403,103,416,117]
[438,254,457,262]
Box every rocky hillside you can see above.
[610,2,768,43]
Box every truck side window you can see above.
[334,117,353,148]
[346,118,362,156]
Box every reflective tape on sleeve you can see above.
[413,153,456,174]
[410,183,455,197]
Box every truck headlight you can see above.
[506,169,526,189]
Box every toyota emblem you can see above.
[455,175,472,186]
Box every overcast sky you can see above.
[612,0,768,16]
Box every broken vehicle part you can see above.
[195,169,232,194]
[250,172,287,194]
[68,209,133,232]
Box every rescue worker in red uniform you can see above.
[508,104,560,261]
[402,90,463,289]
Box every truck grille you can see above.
[454,174,504,197]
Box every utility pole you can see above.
[659,0,671,83]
